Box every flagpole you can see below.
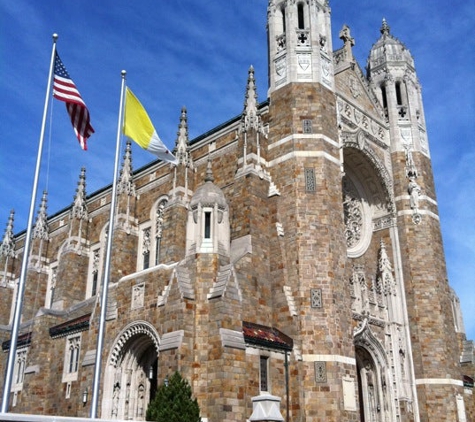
[0,34,58,414]
[90,70,126,419]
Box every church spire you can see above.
[0,210,15,259]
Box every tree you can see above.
[146,371,201,422]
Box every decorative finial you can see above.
[339,24,355,48]
[380,18,390,36]
[0,210,16,258]
[174,106,193,168]
[117,140,136,196]
[240,66,260,133]
[32,191,49,240]
[204,156,214,183]
[71,167,88,220]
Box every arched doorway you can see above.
[354,321,395,422]
[102,321,160,420]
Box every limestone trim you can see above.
[109,321,160,368]
[301,354,356,365]
[268,150,341,168]
[220,328,246,350]
[394,194,437,206]
[337,100,388,148]
[118,261,178,284]
[159,330,184,351]
[415,378,464,387]
[268,133,339,150]
[397,209,439,221]
[208,264,242,301]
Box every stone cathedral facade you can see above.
[1,1,474,421]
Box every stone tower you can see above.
[366,19,465,421]
[266,1,356,420]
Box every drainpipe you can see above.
[285,350,289,422]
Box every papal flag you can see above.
[123,87,177,164]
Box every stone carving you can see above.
[343,177,363,249]
[131,284,145,310]
[404,146,422,224]
[32,191,49,241]
[315,361,327,383]
[142,228,151,257]
[155,200,167,240]
[305,168,316,192]
[311,288,322,308]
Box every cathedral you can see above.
[1,1,473,421]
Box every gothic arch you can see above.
[342,137,395,257]
[102,321,160,420]
[343,140,394,217]
[149,196,169,221]
[354,320,396,422]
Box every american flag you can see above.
[53,52,94,150]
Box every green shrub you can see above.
[146,371,201,422]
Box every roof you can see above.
[2,332,32,351]
[243,321,293,351]
[49,314,91,339]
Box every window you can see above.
[12,348,28,388]
[63,334,81,382]
[297,3,305,29]
[138,199,167,270]
[380,85,388,110]
[67,337,80,373]
[204,211,212,239]
[395,81,403,106]
[154,237,161,266]
[280,8,286,34]
[260,356,269,392]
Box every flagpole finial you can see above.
[52,33,58,42]
[121,70,127,78]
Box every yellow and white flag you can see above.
[123,87,177,164]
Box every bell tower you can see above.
[368,19,463,420]
[267,0,334,93]
[266,1,355,420]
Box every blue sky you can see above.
[0,1,474,340]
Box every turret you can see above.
[267,0,334,94]
[186,159,229,257]
[367,19,428,156]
